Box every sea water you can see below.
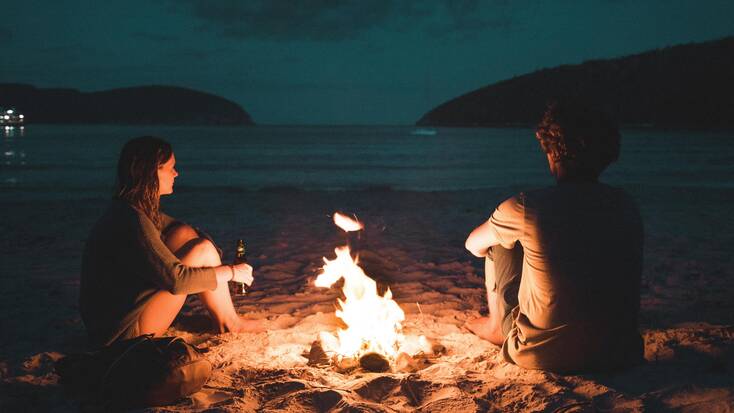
[2,125,733,201]
[1,125,733,281]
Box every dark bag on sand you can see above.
[55,335,212,408]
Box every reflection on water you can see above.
[2,125,25,139]
[2,127,26,186]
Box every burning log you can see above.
[305,338,446,374]
[306,340,330,367]
[395,352,419,373]
[333,357,360,374]
[431,343,446,355]
[359,352,390,372]
[313,212,434,371]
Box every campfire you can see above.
[310,212,438,372]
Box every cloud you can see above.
[167,0,515,42]
[0,27,12,42]
[422,0,516,39]
[170,0,392,41]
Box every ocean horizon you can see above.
[2,125,733,202]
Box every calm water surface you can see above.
[1,125,733,201]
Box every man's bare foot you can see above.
[217,316,267,333]
[466,317,504,345]
[466,317,493,339]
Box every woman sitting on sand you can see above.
[80,136,258,347]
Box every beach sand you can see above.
[1,188,733,412]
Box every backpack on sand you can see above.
[56,335,212,408]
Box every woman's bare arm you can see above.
[214,262,253,286]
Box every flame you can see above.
[333,212,364,232]
[315,212,430,360]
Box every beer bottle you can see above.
[234,239,247,294]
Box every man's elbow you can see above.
[465,239,485,258]
[469,248,487,258]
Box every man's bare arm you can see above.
[465,220,499,258]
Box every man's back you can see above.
[500,182,644,372]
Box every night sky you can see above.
[2,1,733,125]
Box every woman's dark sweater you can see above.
[80,199,217,347]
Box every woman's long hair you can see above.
[115,136,173,230]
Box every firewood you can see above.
[334,357,360,373]
[359,352,390,372]
[307,341,330,367]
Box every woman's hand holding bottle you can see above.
[230,262,253,287]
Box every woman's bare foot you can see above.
[217,316,267,333]
[267,314,300,330]
[466,317,504,345]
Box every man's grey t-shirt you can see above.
[487,182,644,372]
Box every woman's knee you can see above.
[164,223,199,253]
[180,238,221,267]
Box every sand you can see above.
[1,188,733,412]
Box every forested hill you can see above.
[0,84,254,125]
[418,37,734,128]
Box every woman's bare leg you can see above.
[137,225,198,336]
[138,290,187,337]
[163,224,263,333]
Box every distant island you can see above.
[0,84,254,125]
[418,37,734,128]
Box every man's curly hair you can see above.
[535,100,620,176]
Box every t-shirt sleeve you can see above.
[133,212,218,295]
[487,194,525,249]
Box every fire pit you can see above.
[308,212,445,372]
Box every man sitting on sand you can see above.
[465,101,644,373]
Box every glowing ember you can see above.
[315,212,430,361]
